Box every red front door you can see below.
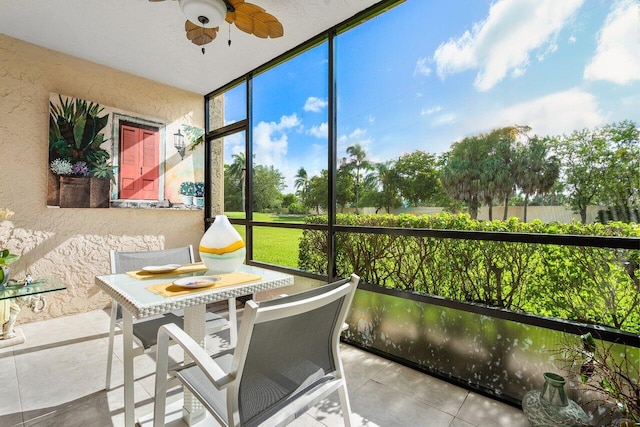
[119,124,159,200]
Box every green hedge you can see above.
[298,213,640,334]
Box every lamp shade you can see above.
[179,0,227,28]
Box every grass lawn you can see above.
[225,212,307,223]
[226,212,304,268]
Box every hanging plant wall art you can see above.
[46,94,204,209]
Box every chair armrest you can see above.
[157,323,235,390]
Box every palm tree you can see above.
[228,152,246,212]
[484,126,528,220]
[293,167,309,207]
[345,143,371,214]
[516,137,560,222]
[441,137,486,219]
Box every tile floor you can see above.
[0,307,530,427]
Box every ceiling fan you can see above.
[150,0,283,53]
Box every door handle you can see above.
[140,167,142,175]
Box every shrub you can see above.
[72,161,90,177]
[50,158,73,175]
[287,202,307,215]
[298,213,640,333]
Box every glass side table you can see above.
[0,275,66,348]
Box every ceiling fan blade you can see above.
[185,20,218,46]
[226,2,260,32]
[226,0,247,10]
[230,2,282,38]
[252,12,283,38]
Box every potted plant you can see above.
[50,158,92,208]
[49,95,110,166]
[179,182,195,206]
[48,95,110,208]
[0,208,19,288]
[193,182,205,208]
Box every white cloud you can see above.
[253,114,300,166]
[491,88,603,136]
[303,96,328,112]
[348,128,367,140]
[307,122,328,139]
[433,0,583,91]
[279,114,301,129]
[421,106,442,115]
[568,35,576,44]
[222,132,245,163]
[422,88,604,154]
[368,115,375,124]
[337,128,372,158]
[414,57,431,77]
[535,41,558,62]
[584,0,640,84]
[432,113,457,126]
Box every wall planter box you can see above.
[343,284,639,414]
[59,176,90,208]
[47,170,60,206]
[89,177,110,208]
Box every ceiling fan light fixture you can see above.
[178,0,227,28]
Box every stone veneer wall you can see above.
[0,34,216,323]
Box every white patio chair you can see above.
[153,274,360,427]
[105,245,230,390]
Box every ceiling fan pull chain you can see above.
[228,23,231,47]
[202,47,206,54]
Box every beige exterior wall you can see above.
[477,205,603,223]
[0,35,210,323]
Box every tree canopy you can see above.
[550,121,638,223]
[223,120,637,223]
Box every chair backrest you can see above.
[109,246,195,320]
[110,245,194,274]
[228,274,359,426]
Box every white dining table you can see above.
[95,264,294,427]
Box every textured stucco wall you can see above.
[0,34,211,323]
[208,95,225,216]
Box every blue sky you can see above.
[224,0,640,192]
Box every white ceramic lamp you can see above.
[199,215,245,273]
[179,0,227,27]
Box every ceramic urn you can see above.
[199,214,246,273]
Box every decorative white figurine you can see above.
[1,295,45,339]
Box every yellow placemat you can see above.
[146,272,262,298]
[126,262,209,280]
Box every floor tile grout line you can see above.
[9,309,530,427]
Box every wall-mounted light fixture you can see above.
[174,128,186,160]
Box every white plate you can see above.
[141,264,181,274]
[172,276,220,288]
